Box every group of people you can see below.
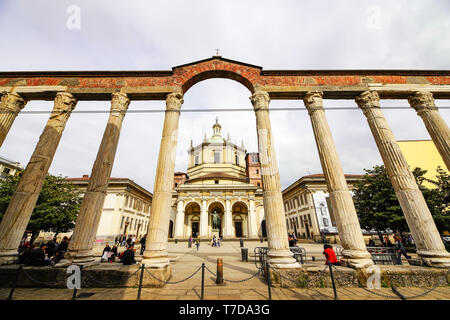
[211,235,221,247]
[101,243,136,265]
[188,235,201,251]
[18,236,70,266]
[288,232,297,247]
[114,234,146,255]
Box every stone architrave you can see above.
[0,92,27,147]
[60,92,130,266]
[250,90,299,268]
[174,200,185,239]
[303,91,373,269]
[142,92,183,268]
[356,91,450,268]
[407,91,450,170]
[0,92,77,264]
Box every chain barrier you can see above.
[20,267,62,288]
[331,264,449,300]
[204,265,261,283]
[82,266,141,286]
[144,265,202,285]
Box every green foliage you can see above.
[0,173,82,237]
[354,165,449,234]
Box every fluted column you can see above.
[356,91,450,268]
[142,92,183,268]
[408,91,450,170]
[248,198,257,238]
[223,198,232,238]
[200,199,208,237]
[0,92,27,147]
[303,91,373,269]
[250,90,299,268]
[59,92,130,266]
[0,92,77,264]
[174,200,185,238]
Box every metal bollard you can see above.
[328,262,338,300]
[201,263,205,300]
[137,264,145,300]
[241,248,248,262]
[266,263,272,300]
[216,258,224,285]
[8,265,23,300]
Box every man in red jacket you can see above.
[323,244,339,265]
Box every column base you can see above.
[141,249,170,268]
[54,249,96,267]
[417,250,450,268]
[0,249,18,265]
[341,249,374,269]
[268,249,301,268]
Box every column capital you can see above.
[407,91,437,114]
[166,92,184,111]
[355,91,380,109]
[250,90,270,111]
[54,92,77,112]
[303,91,324,114]
[111,92,130,115]
[0,92,27,114]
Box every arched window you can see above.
[235,153,239,165]
[214,151,221,163]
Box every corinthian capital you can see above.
[54,92,77,112]
[355,91,380,109]
[303,91,324,114]
[250,90,270,111]
[166,92,184,111]
[111,92,130,116]
[407,91,436,114]
[0,92,27,114]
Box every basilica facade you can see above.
[170,119,266,240]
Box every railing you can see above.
[366,246,397,265]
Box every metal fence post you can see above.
[328,262,338,300]
[201,263,205,300]
[7,265,22,300]
[137,264,145,300]
[266,263,272,300]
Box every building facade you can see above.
[66,175,153,242]
[0,156,23,179]
[170,119,266,239]
[282,174,363,240]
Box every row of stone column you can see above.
[0,89,448,269]
[173,198,258,239]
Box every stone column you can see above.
[59,93,130,266]
[0,92,27,147]
[200,199,208,237]
[0,92,77,264]
[142,92,183,268]
[248,198,257,238]
[250,90,299,268]
[174,200,185,239]
[223,198,232,238]
[407,91,450,170]
[303,91,373,269]
[356,91,450,268]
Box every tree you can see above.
[353,165,449,243]
[0,173,82,243]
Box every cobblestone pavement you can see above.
[1,241,448,300]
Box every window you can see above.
[256,169,259,174]
[323,218,329,227]
[235,154,239,165]
[308,215,312,226]
[215,180,219,184]
[257,183,261,187]
[214,151,221,164]
[3,168,10,174]
[195,155,199,165]
[120,216,125,229]
[175,183,178,187]
[252,155,259,162]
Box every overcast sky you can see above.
[0,0,449,192]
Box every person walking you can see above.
[394,235,410,264]
[139,235,146,255]
[195,237,200,252]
